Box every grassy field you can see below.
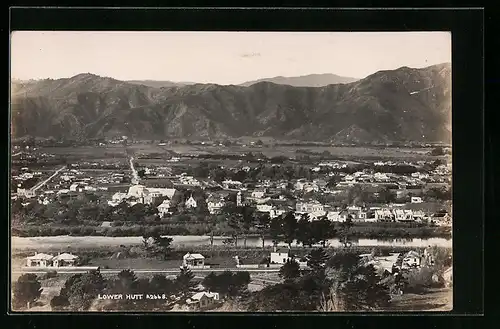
[39,146,128,157]
[388,287,452,311]
[37,144,444,160]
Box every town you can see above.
[11,137,452,312]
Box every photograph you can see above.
[10,31,452,312]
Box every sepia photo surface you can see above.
[10,31,452,312]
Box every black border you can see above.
[5,6,485,328]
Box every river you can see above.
[11,235,452,250]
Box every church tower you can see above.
[236,191,242,207]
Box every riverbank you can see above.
[11,222,451,240]
[11,234,451,252]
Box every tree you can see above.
[176,266,197,303]
[324,252,391,311]
[311,218,337,247]
[256,213,271,249]
[269,216,283,249]
[430,147,445,156]
[116,269,138,293]
[59,270,106,311]
[347,185,364,205]
[279,259,301,282]
[281,212,298,249]
[327,175,341,188]
[50,295,70,311]
[106,270,139,310]
[239,205,256,248]
[338,215,354,248]
[202,271,250,299]
[227,213,243,247]
[12,274,42,309]
[296,214,314,247]
[307,248,329,275]
[143,234,173,260]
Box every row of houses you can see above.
[294,200,450,223]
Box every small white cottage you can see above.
[183,253,205,268]
[26,253,54,267]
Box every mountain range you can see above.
[10,63,451,143]
[239,73,359,87]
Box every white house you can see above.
[402,251,421,269]
[185,196,198,209]
[26,253,53,267]
[296,200,324,213]
[256,203,273,213]
[403,210,414,221]
[327,211,341,222]
[412,210,427,222]
[187,291,220,308]
[17,188,36,199]
[157,199,171,217]
[270,250,290,265]
[309,211,327,221]
[207,195,225,214]
[411,196,423,203]
[52,253,79,267]
[375,209,394,221]
[183,253,205,268]
[269,206,288,219]
[394,209,405,222]
[70,183,82,192]
[251,188,266,199]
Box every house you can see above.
[411,210,427,222]
[108,192,128,206]
[353,210,367,222]
[269,206,290,219]
[309,211,327,221]
[402,210,414,222]
[17,188,36,198]
[256,203,273,213]
[295,200,324,213]
[251,188,266,199]
[187,292,220,309]
[183,253,205,268]
[157,199,171,217]
[26,253,54,267]
[338,210,349,222]
[375,209,394,222]
[402,251,421,269]
[52,253,78,267]
[185,195,198,209]
[270,249,290,264]
[393,209,405,222]
[207,195,225,214]
[411,196,423,203]
[327,211,341,222]
[70,183,85,192]
[222,180,243,189]
[431,211,451,225]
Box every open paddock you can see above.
[38,146,128,158]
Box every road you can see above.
[31,166,66,192]
[14,267,281,275]
[12,152,22,157]
[129,157,140,184]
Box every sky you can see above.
[10,31,451,84]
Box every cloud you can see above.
[240,52,261,58]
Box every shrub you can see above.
[43,270,58,279]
